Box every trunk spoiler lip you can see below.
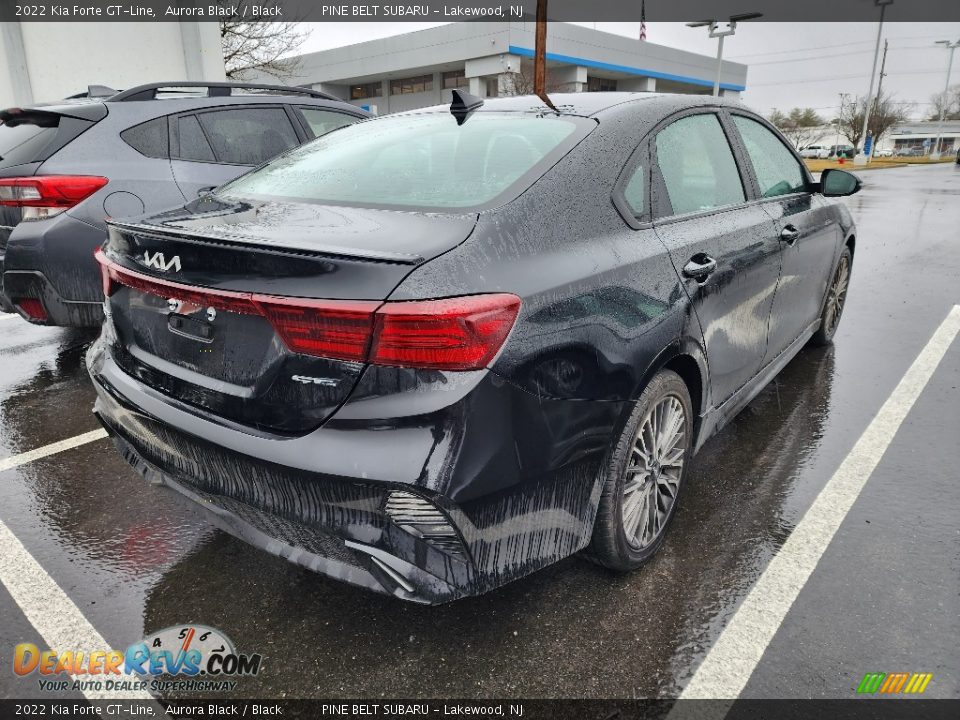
[105,219,427,266]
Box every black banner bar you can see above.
[3,0,960,23]
[1,699,959,720]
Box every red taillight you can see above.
[0,176,108,208]
[14,298,48,321]
[94,251,520,370]
[372,295,521,370]
[254,295,379,362]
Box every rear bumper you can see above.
[1,269,102,326]
[87,334,627,602]
[1,212,105,327]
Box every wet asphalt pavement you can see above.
[0,163,958,701]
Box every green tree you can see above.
[769,108,826,149]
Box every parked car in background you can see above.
[895,146,924,157]
[0,82,369,326]
[828,144,855,159]
[800,145,830,159]
[88,92,861,603]
[874,148,893,158]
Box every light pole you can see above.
[931,39,959,160]
[855,0,894,166]
[687,13,762,98]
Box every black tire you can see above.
[587,369,693,571]
[810,246,852,347]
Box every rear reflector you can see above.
[384,491,467,559]
[95,250,520,370]
[14,298,48,321]
[0,176,107,208]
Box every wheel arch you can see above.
[629,339,709,448]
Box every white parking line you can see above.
[0,429,108,473]
[0,429,152,702]
[0,520,153,701]
[679,305,960,700]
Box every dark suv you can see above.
[0,82,369,326]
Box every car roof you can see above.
[4,83,369,123]
[402,92,747,119]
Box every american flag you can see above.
[639,0,647,41]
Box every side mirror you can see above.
[819,168,862,197]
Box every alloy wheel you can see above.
[621,395,686,550]
[825,254,850,335]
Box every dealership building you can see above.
[262,22,748,114]
[886,120,960,154]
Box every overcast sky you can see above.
[297,22,960,120]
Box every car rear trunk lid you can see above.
[101,196,478,434]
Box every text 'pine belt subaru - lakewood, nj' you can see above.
[88,91,861,603]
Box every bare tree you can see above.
[219,1,307,81]
[498,62,567,96]
[837,91,913,151]
[927,84,960,121]
[769,108,826,149]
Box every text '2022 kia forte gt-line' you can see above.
[88,92,861,603]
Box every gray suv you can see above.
[0,81,369,326]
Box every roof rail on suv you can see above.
[109,81,339,103]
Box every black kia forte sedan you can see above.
[88,92,860,603]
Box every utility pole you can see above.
[875,39,889,105]
[870,39,889,157]
[534,0,556,111]
[931,39,959,160]
[855,0,893,166]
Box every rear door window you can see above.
[622,164,647,218]
[654,113,745,216]
[733,115,808,198]
[297,107,358,139]
[177,114,215,162]
[197,107,299,166]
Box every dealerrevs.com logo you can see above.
[14,624,262,694]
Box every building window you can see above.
[350,82,382,100]
[390,74,434,95]
[442,70,467,90]
[587,77,618,92]
[486,77,500,98]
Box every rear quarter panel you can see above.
[389,105,706,408]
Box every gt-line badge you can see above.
[291,375,339,387]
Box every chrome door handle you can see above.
[682,254,717,282]
[780,224,801,245]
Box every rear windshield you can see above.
[0,116,59,170]
[219,112,588,211]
